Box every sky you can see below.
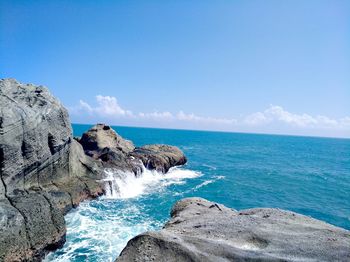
[1,0,349,138]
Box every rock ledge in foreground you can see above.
[117,197,350,262]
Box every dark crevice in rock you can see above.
[21,140,27,158]
[48,133,55,155]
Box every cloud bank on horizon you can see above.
[69,95,350,138]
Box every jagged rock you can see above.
[130,145,187,173]
[0,78,72,194]
[79,124,135,156]
[0,79,104,261]
[0,200,30,261]
[117,197,350,262]
[0,78,188,261]
[0,192,65,261]
[78,125,187,174]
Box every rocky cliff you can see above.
[0,79,187,261]
[117,197,350,262]
[0,79,105,261]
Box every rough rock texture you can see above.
[117,197,350,262]
[79,124,135,156]
[0,79,104,261]
[78,124,187,174]
[0,79,187,261]
[130,145,187,173]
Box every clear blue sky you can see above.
[1,0,349,137]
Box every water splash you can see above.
[102,165,201,199]
[45,166,201,262]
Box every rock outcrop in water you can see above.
[0,79,187,261]
[117,197,350,262]
[78,124,187,174]
[130,145,187,173]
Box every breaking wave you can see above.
[102,165,202,199]
[45,165,201,262]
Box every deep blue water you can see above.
[47,124,350,261]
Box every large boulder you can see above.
[117,198,350,262]
[79,124,135,156]
[130,145,187,173]
[0,79,104,261]
[78,125,187,174]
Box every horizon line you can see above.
[72,122,350,140]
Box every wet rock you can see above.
[0,78,187,261]
[130,145,187,173]
[0,79,104,261]
[117,197,350,262]
[78,125,187,174]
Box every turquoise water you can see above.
[47,124,350,261]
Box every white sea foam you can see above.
[45,165,201,262]
[102,165,202,199]
[173,175,225,197]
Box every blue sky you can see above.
[1,0,349,137]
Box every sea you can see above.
[45,124,350,262]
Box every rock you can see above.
[0,78,72,194]
[0,200,31,262]
[78,125,187,174]
[0,192,65,261]
[130,145,187,173]
[117,197,350,262]
[0,79,104,261]
[0,78,188,261]
[79,124,135,156]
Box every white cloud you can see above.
[244,112,270,125]
[71,95,133,117]
[138,111,174,121]
[339,117,350,127]
[264,105,317,127]
[245,105,349,130]
[177,111,237,125]
[69,96,350,137]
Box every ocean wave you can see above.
[174,175,225,196]
[45,165,201,262]
[102,165,202,199]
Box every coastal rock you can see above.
[0,79,104,261]
[0,78,188,261]
[0,192,65,261]
[79,124,135,156]
[117,197,350,262]
[130,145,187,173]
[78,125,187,174]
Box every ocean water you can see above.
[46,124,350,261]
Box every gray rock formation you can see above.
[117,197,350,262]
[78,124,187,174]
[0,79,104,261]
[0,79,188,261]
[79,124,135,156]
[130,145,187,173]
